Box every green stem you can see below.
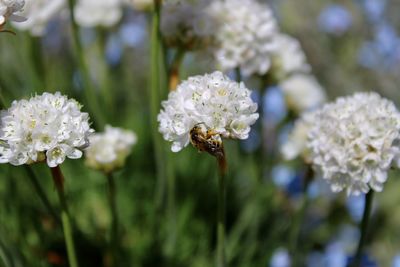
[97,28,114,112]
[234,68,241,83]
[217,157,227,267]
[351,191,374,267]
[168,49,185,91]
[25,166,60,224]
[106,173,119,266]
[150,0,167,210]
[66,0,105,128]
[50,166,79,267]
[289,167,313,265]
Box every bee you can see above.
[189,123,224,157]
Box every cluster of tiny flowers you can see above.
[85,125,137,173]
[12,0,65,36]
[281,111,315,163]
[280,74,326,113]
[0,0,25,26]
[75,0,123,27]
[161,0,214,50]
[0,92,93,168]
[270,34,311,79]
[208,0,278,76]
[308,92,400,195]
[158,71,259,152]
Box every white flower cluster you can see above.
[0,0,26,26]
[280,74,326,113]
[12,0,65,36]
[0,92,93,168]
[158,71,259,152]
[85,125,137,173]
[308,92,400,195]
[208,0,278,76]
[75,0,123,27]
[281,111,315,163]
[161,0,214,50]
[270,34,310,79]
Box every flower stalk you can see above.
[106,173,120,266]
[168,49,185,91]
[351,191,374,267]
[50,166,79,267]
[217,150,227,267]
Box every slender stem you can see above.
[289,166,314,265]
[66,0,104,128]
[50,166,79,267]
[217,154,227,267]
[24,166,60,224]
[106,173,119,266]
[351,191,374,267]
[168,49,185,91]
[151,0,167,209]
[234,67,241,83]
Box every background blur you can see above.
[1,0,400,266]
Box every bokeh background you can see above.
[1,0,400,266]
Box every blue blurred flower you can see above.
[392,254,400,267]
[272,165,295,189]
[263,87,287,125]
[270,248,291,267]
[307,251,325,267]
[346,194,365,222]
[347,254,378,267]
[374,23,400,57]
[359,0,386,22]
[119,15,148,48]
[318,4,352,36]
[105,34,123,66]
[241,128,261,153]
[325,242,347,267]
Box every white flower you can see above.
[208,0,278,76]
[158,71,259,152]
[161,0,214,50]
[74,0,123,28]
[0,0,26,26]
[281,111,315,162]
[0,92,94,168]
[280,74,326,113]
[12,0,65,36]
[308,92,400,196]
[271,34,311,78]
[85,125,137,173]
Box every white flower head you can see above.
[74,0,123,28]
[0,92,94,168]
[271,34,311,79]
[0,0,26,26]
[158,71,259,152]
[308,92,400,196]
[85,125,137,173]
[208,0,278,77]
[281,111,316,163]
[161,0,214,50]
[280,74,326,114]
[12,0,65,36]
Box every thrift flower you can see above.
[158,71,259,152]
[12,0,65,36]
[74,0,123,27]
[308,92,400,195]
[281,111,315,162]
[161,0,214,50]
[85,125,137,173]
[0,0,26,27]
[208,0,278,76]
[280,74,326,113]
[0,92,93,167]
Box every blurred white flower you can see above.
[0,92,93,167]
[158,71,259,152]
[0,0,26,26]
[161,0,214,50]
[127,0,152,10]
[308,92,400,196]
[75,0,123,28]
[85,125,137,173]
[281,111,315,162]
[271,34,311,78]
[12,0,65,36]
[208,0,278,76]
[280,74,326,113]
